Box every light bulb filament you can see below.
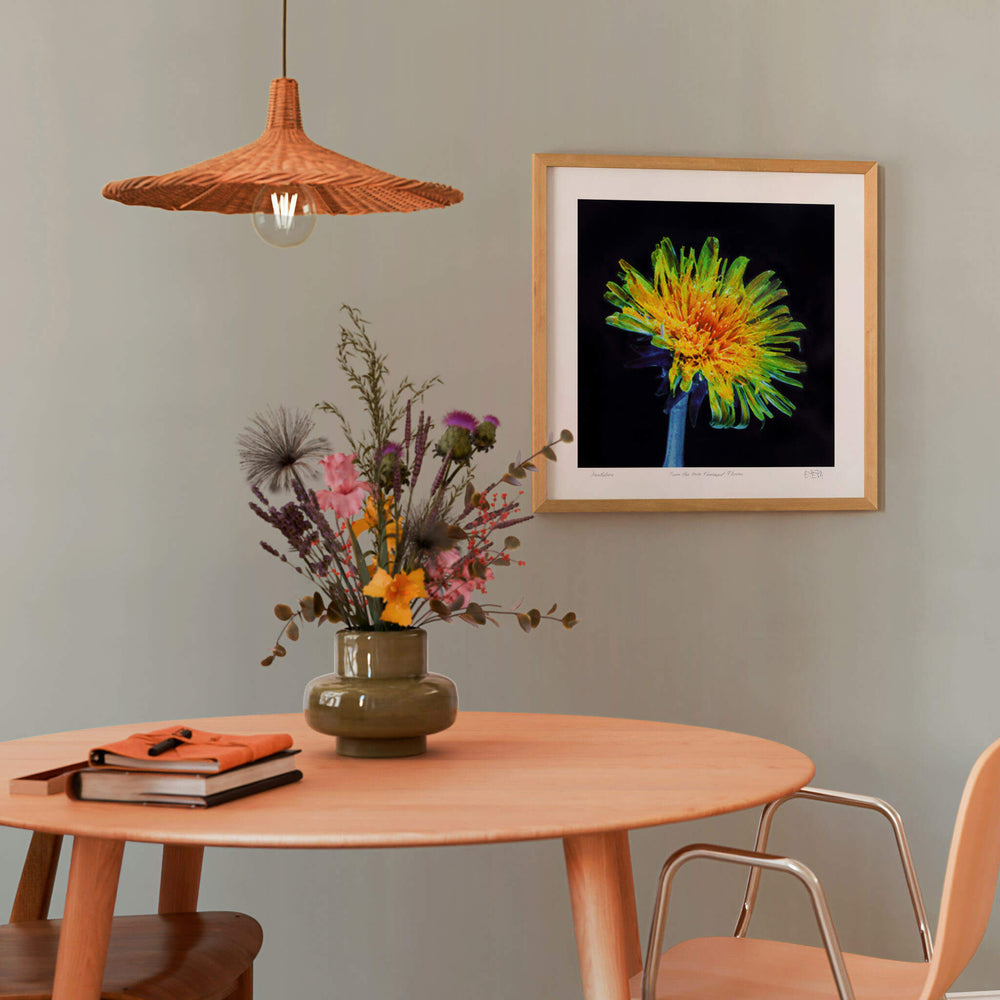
[270,191,299,230]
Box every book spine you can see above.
[200,769,303,808]
[70,769,304,807]
[66,770,85,801]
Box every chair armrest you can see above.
[643,843,855,1000]
[733,787,933,960]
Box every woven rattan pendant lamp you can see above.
[102,1,463,247]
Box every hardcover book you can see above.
[89,726,294,773]
[70,760,303,808]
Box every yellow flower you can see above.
[352,496,397,538]
[605,236,807,429]
[352,496,398,571]
[363,568,427,627]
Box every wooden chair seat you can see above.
[0,912,262,1000]
[630,937,928,1000]
[638,740,1000,1000]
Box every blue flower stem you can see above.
[663,391,690,468]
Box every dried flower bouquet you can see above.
[239,306,576,665]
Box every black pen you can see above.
[148,728,193,757]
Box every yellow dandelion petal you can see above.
[605,236,806,430]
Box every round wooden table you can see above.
[0,712,814,1000]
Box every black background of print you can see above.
[577,198,835,468]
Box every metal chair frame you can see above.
[642,785,933,1000]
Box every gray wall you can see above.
[3,1,998,996]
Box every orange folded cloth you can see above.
[89,726,293,773]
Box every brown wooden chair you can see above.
[1,833,261,1000]
[636,737,1000,1000]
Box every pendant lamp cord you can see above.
[282,0,288,77]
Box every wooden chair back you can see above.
[920,737,1000,1000]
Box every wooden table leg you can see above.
[564,830,641,1000]
[612,830,643,979]
[158,844,204,913]
[9,832,63,922]
[51,835,124,1000]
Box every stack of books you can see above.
[68,726,303,807]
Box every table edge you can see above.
[0,712,815,848]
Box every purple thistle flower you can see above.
[376,440,409,490]
[473,413,500,451]
[443,410,477,432]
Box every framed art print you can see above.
[531,154,878,512]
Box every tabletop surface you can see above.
[0,713,814,849]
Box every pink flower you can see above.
[426,549,476,608]
[316,453,370,520]
[425,549,495,609]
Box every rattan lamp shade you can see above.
[102,78,463,215]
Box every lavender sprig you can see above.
[411,411,430,485]
[403,400,412,468]
[290,473,367,624]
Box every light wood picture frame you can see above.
[531,154,879,512]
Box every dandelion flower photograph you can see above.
[577,199,835,469]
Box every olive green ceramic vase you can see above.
[303,628,457,758]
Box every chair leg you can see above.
[10,832,63,922]
[51,835,125,1000]
[226,966,253,1000]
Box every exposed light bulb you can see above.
[271,190,298,225]
[251,182,318,247]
